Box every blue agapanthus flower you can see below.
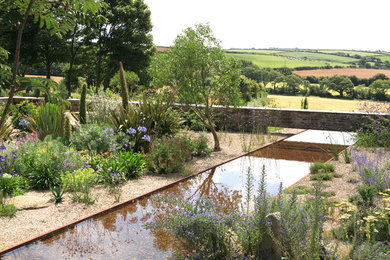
[18,118,29,127]
[104,128,114,136]
[141,135,151,142]
[137,126,147,133]
[126,128,137,136]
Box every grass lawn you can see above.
[263,95,369,112]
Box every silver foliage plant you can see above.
[87,93,121,124]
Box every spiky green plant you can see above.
[31,103,64,140]
[79,84,87,124]
[64,114,71,143]
[119,61,129,111]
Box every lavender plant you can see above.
[355,101,390,147]
[147,166,330,259]
[14,136,87,190]
[351,148,390,191]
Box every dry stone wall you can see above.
[2,97,388,132]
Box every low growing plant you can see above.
[15,136,87,190]
[146,136,192,174]
[50,185,65,204]
[61,168,99,192]
[116,151,147,179]
[70,124,126,153]
[0,174,29,197]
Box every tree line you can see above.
[241,61,390,101]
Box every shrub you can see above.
[15,136,87,190]
[10,101,37,132]
[355,101,390,147]
[310,162,335,173]
[181,111,207,131]
[0,175,29,197]
[88,92,121,124]
[110,68,139,94]
[61,168,99,192]
[357,185,377,206]
[0,145,18,176]
[284,185,314,195]
[62,168,98,205]
[146,136,192,174]
[109,100,182,139]
[351,148,390,191]
[0,204,18,217]
[99,156,126,185]
[116,151,147,179]
[70,124,128,153]
[190,133,211,157]
[31,103,65,140]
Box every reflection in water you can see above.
[2,141,343,259]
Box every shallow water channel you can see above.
[1,130,355,259]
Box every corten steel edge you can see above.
[0,130,306,257]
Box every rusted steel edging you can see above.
[0,130,304,256]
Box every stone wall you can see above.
[0,96,44,106]
[207,106,386,132]
[4,97,389,132]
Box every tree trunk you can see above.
[66,25,77,98]
[205,105,220,151]
[45,45,51,79]
[96,50,101,94]
[210,124,220,151]
[0,0,35,130]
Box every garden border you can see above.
[0,130,305,256]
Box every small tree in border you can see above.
[149,24,241,151]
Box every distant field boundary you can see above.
[293,68,390,78]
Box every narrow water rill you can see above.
[1,130,355,259]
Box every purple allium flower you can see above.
[127,128,137,136]
[0,145,6,151]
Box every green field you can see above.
[227,49,283,54]
[226,53,340,68]
[226,48,390,69]
[277,51,359,63]
[319,50,382,57]
[377,55,390,62]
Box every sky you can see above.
[144,0,390,51]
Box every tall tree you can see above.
[0,0,105,130]
[149,24,241,151]
[321,75,354,98]
[89,0,155,90]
